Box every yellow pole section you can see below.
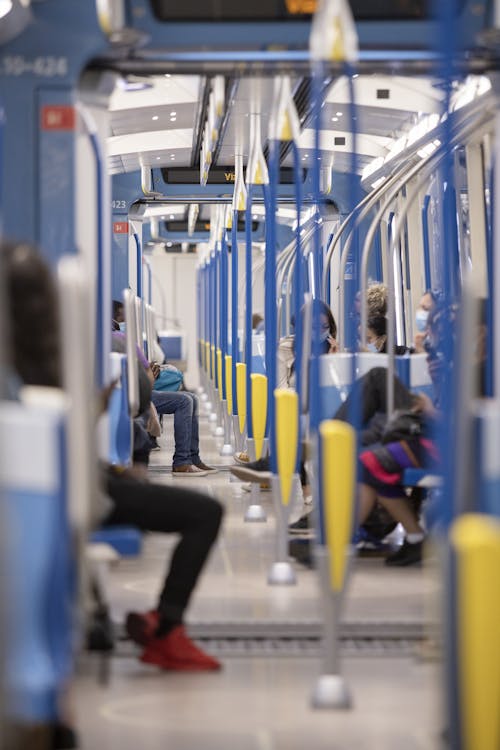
[211,345,216,382]
[451,514,500,750]
[217,349,223,398]
[205,342,210,374]
[275,388,298,506]
[320,420,355,593]
[236,362,246,434]
[225,355,233,414]
[251,374,267,460]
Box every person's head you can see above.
[252,313,263,331]
[315,300,337,344]
[366,282,388,317]
[112,300,125,331]
[366,315,387,353]
[415,290,437,333]
[1,241,62,388]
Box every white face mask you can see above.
[119,322,126,333]
[366,342,379,353]
[415,309,429,333]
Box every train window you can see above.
[149,0,466,22]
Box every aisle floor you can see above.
[76,411,443,749]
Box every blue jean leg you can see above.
[151,390,193,467]
[187,392,201,464]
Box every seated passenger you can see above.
[413,290,437,353]
[365,314,410,356]
[337,302,467,566]
[112,320,214,476]
[277,299,337,389]
[3,241,224,676]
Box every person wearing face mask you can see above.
[413,291,437,353]
[365,315,409,356]
[277,300,337,390]
[112,299,126,332]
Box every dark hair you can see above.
[112,299,124,324]
[2,241,62,388]
[315,299,337,339]
[367,314,386,338]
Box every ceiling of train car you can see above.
[107,73,444,177]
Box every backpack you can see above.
[154,364,183,392]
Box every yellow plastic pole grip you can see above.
[275,388,298,507]
[211,345,215,382]
[236,362,246,435]
[205,342,210,374]
[225,355,233,414]
[451,514,500,750]
[251,373,267,460]
[320,419,356,593]
[217,349,223,399]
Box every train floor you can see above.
[75,409,444,749]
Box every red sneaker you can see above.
[140,625,221,671]
[125,610,159,646]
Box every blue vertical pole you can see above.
[309,68,323,433]
[265,144,278,472]
[89,132,106,386]
[208,255,214,379]
[421,195,432,290]
[231,211,239,414]
[220,230,228,398]
[213,248,219,391]
[292,141,304,470]
[134,233,142,299]
[245,185,254,438]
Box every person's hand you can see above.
[150,362,161,380]
[412,392,436,417]
[327,335,338,354]
[414,332,426,353]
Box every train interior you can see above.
[0,1,499,749]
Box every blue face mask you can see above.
[119,322,126,333]
[366,342,379,353]
[415,309,428,333]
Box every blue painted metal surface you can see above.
[109,357,132,466]
[91,526,142,557]
[265,143,278,472]
[231,209,239,415]
[220,228,229,398]
[0,2,105,261]
[123,1,487,54]
[422,194,432,290]
[245,186,254,438]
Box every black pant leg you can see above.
[104,475,223,623]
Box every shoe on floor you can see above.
[241,481,271,492]
[194,460,218,473]
[149,437,161,451]
[288,513,313,535]
[125,610,159,646]
[230,461,272,483]
[140,624,221,671]
[288,539,314,569]
[385,539,423,567]
[234,451,250,465]
[172,464,208,477]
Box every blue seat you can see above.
[109,353,131,466]
[1,399,72,723]
[90,526,142,557]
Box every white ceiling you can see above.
[106,72,445,177]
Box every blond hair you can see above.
[366,282,388,317]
